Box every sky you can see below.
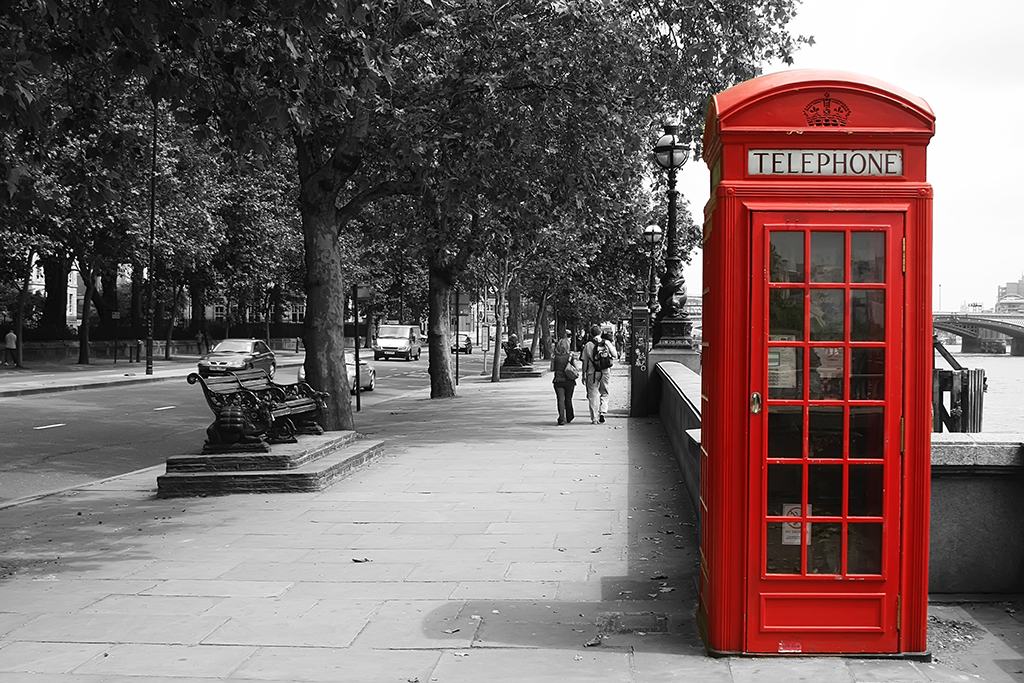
[676,0,1024,312]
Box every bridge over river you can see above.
[933,312,1024,355]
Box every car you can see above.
[297,357,376,394]
[450,333,473,354]
[346,357,376,393]
[373,324,422,361]
[197,338,276,378]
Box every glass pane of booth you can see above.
[847,523,883,574]
[768,347,803,400]
[809,347,843,399]
[810,232,844,282]
[770,289,804,340]
[808,522,842,575]
[850,348,885,399]
[808,406,844,458]
[766,464,803,516]
[767,522,802,574]
[768,406,803,459]
[851,290,886,341]
[851,232,886,282]
[808,464,843,516]
[770,232,805,282]
[849,407,885,459]
[848,464,884,516]
[810,289,845,340]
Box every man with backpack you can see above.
[581,325,617,424]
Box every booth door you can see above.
[747,211,903,654]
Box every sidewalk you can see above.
[0,351,306,397]
[0,362,1016,681]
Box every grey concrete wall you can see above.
[654,362,703,523]
[930,434,1024,593]
[655,363,1024,595]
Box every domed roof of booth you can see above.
[704,69,935,140]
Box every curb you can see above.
[0,373,177,397]
[0,359,307,398]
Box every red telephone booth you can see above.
[698,70,934,656]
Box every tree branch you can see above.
[335,176,422,228]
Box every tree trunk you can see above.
[154,288,166,342]
[361,302,373,348]
[131,265,144,339]
[426,263,456,398]
[165,285,181,359]
[77,268,95,365]
[189,274,206,334]
[300,185,354,431]
[39,256,71,338]
[271,284,284,324]
[531,286,549,361]
[14,250,33,367]
[95,269,117,319]
[489,286,506,382]
[507,282,521,341]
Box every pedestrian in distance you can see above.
[549,337,578,425]
[3,328,16,366]
[581,325,617,424]
[575,329,587,354]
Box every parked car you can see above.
[450,333,473,354]
[373,324,421,361]
[197,338,276,378]
[298,357,376,394]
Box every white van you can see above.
[373,324,422,361]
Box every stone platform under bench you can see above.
[156,431,384,498]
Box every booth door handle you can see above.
[750,392,762,414]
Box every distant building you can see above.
[996,275,1024,313]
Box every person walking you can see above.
[549,337,577,425]
[4,328,17,366]
[581,325,617,424]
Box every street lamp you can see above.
[642,224,663,314]
[145,97,158,375]
[651,123,692,348]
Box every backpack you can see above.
[592,339,614,371]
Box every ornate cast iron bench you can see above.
[187,368,329,452]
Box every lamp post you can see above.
[651,123,692,348]
[642,224,663,315]
[145,96,158,375]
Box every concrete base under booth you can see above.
[651,361,1024,596]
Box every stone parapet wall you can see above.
[930,433,1024,593]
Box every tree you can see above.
[382,0,807,392]
[1,0,808,422]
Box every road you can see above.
[0,351,494,505]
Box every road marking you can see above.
[34,423,66,430]
[153,406,176,411]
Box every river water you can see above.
[935,345,1023,433]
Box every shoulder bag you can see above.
[563,353,580,381]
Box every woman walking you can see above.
[550,337,577,425]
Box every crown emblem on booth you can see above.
[803,92,851,127]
